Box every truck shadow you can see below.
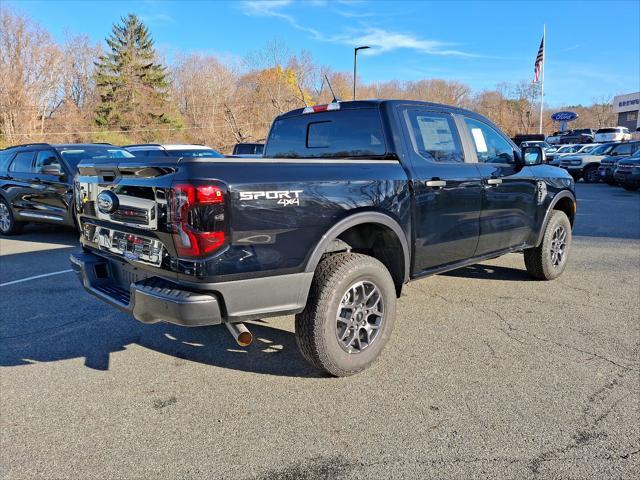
[0,315,324,378]
[441,263,531,281]
[0,281,324,377]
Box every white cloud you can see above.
[240,1,478,57]
[339,28,480,57]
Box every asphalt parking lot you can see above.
[1,183,638,479]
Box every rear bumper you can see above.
[70,250,313,326]
[70,251,223,326]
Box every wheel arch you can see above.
[304,211,410,296]
[535,190,576,246]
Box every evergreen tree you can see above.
[94,14,176,130]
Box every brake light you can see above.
[170,183,227,258]
[302,102,340,114]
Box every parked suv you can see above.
[594,127,631,143]
[613,152,640,191]
[598,146,640,185]
[124,144,223,158]
[71,100,575,376]
[0,143,134,235]
[559,142,622,183]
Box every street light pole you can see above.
[353,46,370,100]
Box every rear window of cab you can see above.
[264,108,387,159]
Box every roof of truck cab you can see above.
[279,99,483,119]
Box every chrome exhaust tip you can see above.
[225,322,253,347]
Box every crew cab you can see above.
[70,100,576,376]
[0,143,134,235]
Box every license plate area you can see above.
[92,226,164,267]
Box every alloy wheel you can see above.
[0,202,10,233]
[336,280,384,354]
[550,225,567,267]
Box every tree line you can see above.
[0,8,617,151]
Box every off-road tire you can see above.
[582,165,599,184]
[524,210,571,280]
[0,198,25,236]
[295,252,396,377]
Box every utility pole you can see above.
[353,46,370,101]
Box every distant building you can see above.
[612,92,640,131]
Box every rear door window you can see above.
[265,108,386,158]
[403,110,464,162]
[9,151,36,173]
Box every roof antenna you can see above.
[325,74,340,103]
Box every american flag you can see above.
[533,36,544,83]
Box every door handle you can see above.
[486,178,502,185]
[425,180,447,188]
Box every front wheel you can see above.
[295,252,397,377]
[524,210,572,280]
[582,165,599,184]
[0,199,25,236]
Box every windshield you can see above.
[580,145,597,153]
[166,149,223,158]
[590,143,616,155]
[56,147,134,168]
[557,146,576,153]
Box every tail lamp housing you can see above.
[170,183,227,258]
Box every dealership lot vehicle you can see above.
[231,142,265,156]
[546,143,580,165]
[0,143,134,235]
[614,155,640,190]
[558,128,596,144]
[599,148,640,184]
[70,100,575,376]
[559,142,623,182]
[594,126,632,142]
[1,183,637,479]
[124,144,223,158]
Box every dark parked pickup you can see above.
[0,143,134,235]
[70,100,576,376]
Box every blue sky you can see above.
[4,0,639,106]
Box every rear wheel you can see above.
[524,210,571,280]
[295,252,396,377]
[582,165,599,184]
[0,199,25,236]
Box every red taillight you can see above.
[171,183,227,258]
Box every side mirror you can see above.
[41,164,63,176]
[521,146,545,165]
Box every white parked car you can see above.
[594,127,631,143]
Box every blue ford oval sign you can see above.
[97,190,119,214]
[551,111,578,122]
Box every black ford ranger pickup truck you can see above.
[71,100,576,376]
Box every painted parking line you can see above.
[0,269,73,287]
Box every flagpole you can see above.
[539,24,546,134]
